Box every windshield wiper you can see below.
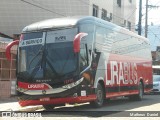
[30,48,59,79]
[29,45,45,79]
[46,57,59,76]
[28,46,44,69]
[58,50,77,78]
[59,51,71,74]
[30,60,42,79]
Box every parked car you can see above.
[152,75,160,93]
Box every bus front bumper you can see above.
[19,95,96,107]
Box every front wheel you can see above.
[43,103,65,111]
[43,105,55,111]
[90,83,104,108]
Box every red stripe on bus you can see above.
[19,95,96,107]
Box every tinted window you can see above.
[46,42,77,75]
[23,32,43,40]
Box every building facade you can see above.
[0,0,136,38]
[113,0,136,31]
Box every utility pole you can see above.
[145,2,160,38]
[145,0,148,38]
[138,0,142,35]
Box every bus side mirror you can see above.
[73,33,88,53]
[5,40,19,61]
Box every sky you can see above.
[136,0,160,51]
[147,0,160,25]
[136,0,160,26]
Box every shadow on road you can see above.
[0,96,18,104]
[41,94,160,117]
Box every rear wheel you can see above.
[136,81,143,100]
[43,103,65,110]
[90,83,104,108]
[129,82,143,101]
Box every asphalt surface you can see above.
[1,94,160,119]
[38,93,160,117]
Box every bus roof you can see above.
[22,16,119,33]
[21,16,148,41]
[22,16,93,32]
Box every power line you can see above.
[21,0,138,30]
[141,0,160,21]
[77,0,89,5]
[125,8,137,21]
[137,0,160,37]
[21,0,137,27]
[148,28,160,42]
[20,0,66,17]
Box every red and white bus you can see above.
[6,16,153,109]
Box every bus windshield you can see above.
[18,30,78,82]
[45,42,77,77]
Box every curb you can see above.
[0,96,43,112]
[16,106,43,112]
[4,105,43,112]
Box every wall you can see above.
[89,0,113,21]
[113,0,136,32]
[0,0,89,37]
[0,43,16,98]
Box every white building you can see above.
[113,0,136,31]
[0,0,136,38]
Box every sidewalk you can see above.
[0,96,42,111]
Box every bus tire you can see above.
[129,81,143,101]
[43,103,65,110]
[90,83,104,108]
[43,105,55,110]
[135,81,143,101]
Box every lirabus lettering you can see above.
[106,61,137,85]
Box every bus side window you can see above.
[80,43,88,71]
[91,49,100,69]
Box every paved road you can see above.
[1,94,160,120]
[38,94,160,117]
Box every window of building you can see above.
[93,4,99,17]
[117,0,121,7]
[101,9,107,20]
[129,0,132,3]
[13,34,20,40]
[127,21,131,31]
[124,20,126,26]
[110,13,112,21]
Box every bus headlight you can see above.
[62,77,84,89]
[17,87,28,92]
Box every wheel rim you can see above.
[139,83,143,98]
[97,89,103,104]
